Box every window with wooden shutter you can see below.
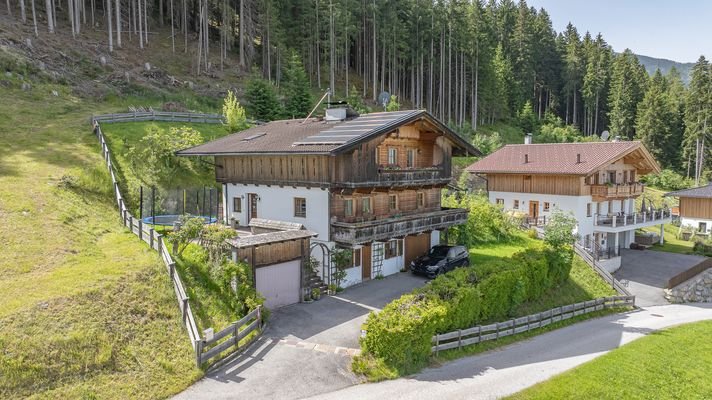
[294,197,306,218]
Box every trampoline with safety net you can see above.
[140,186,220,227]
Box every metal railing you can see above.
[594,208,672,228]
[574,242,632,296]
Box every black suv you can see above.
[410,245,470,278]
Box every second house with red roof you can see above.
[467,136,671,272]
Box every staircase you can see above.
[372,242,384,277]
[305,269,329,295]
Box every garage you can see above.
[256,260,301,309]
[229,228,318,310]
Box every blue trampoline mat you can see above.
[142,215,218,226]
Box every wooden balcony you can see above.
[590,183,645,199]
[330,207,468,244]
[335,166,450,188]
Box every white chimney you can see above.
[612,135,621,142]
[524,133,533,145]
[325,107,347,122]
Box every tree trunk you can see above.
[20,0,27,22]
[371,0,376,101]
[170,0,174,52]
[142,0,147,44]
[106,0,113,51]
[137,0,143,49]
[6,0,11,17]
[31,0,38,36]
[329,0,334,93]
[116,0,121,47]
[239,0,244,67]
[68,0,76,38]
[182,0,186,52]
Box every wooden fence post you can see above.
[149,228,155,249]
[195,339,203,367]
[169,262,175,280]
[257,306,262,331]
[435,334,439,357]
[182,297,189,322]
[128,215,133,233]
[138,219,143,240]
[457,329,462,350]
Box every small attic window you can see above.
[242,132,267,142]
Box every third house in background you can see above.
[467,137,671,273]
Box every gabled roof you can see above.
[466,141,660,176]
[176,110,479,157]
[665,184,712,199]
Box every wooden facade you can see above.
[214,121,454,188]
[234,237,310,268]
[330,187,442,222]
[487,174,587,196]
[679,197,712,219]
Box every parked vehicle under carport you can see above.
[410,245,470,278]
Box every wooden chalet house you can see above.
[178,108,478,288]
[467,139,671,272]
[665,184,712,235]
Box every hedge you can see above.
[359,245,574,374]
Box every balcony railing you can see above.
[577,238,621,260]
[590,183,645,198]
[594,208,672,228]
[337,166,449,188]
[331,207,468,244]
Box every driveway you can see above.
[305,303,712,400]
[615,249,706,306]
[174,273,426,400]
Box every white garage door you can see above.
[255,259,301,309]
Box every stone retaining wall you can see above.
[665,269,712,303]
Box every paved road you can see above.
[173,273,425,400]
[616,249,705,306]
[306,303,712,400]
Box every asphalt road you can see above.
[305,303,712,400]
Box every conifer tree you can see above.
[282,52,313,118]
[245,76,283,122]
[636,70,677,168]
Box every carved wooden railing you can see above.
[331,207,468,244]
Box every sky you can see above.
[526,0,711,63]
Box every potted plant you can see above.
[303,290,313,303]
[327,283,338,294]
[311,287,321,300]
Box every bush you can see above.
[360,293,447,374]
[442,193,519,246]
[358,246,574,376]
[640,169,694,191]
[222,90,249,133]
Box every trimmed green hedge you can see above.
[359,245,574,374]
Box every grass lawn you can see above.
[0,77,201,398]
[641,223,696,255]
[100,120,230,214]
[476,121,524,145]
[508,320,712,400]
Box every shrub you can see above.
[442,193,519,246]
[640,169,694,191]
[222,90,250,133]
[360,293,447,374]
[527,228,539,239]
[357,246,574,377]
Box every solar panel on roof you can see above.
[293,110,422,146]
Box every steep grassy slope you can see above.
[0,70,200,398]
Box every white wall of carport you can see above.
[681,216,712,233]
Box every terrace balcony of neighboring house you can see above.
[330,207,468,245]
[593,207,672,233]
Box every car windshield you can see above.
[429,247,450,258]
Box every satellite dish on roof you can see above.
[601,130,610,141]
[378,91,390,110]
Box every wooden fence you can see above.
[431,295,636,354]
[91,113,262,366]
[91,111,225,124]
[667,257,712,289]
